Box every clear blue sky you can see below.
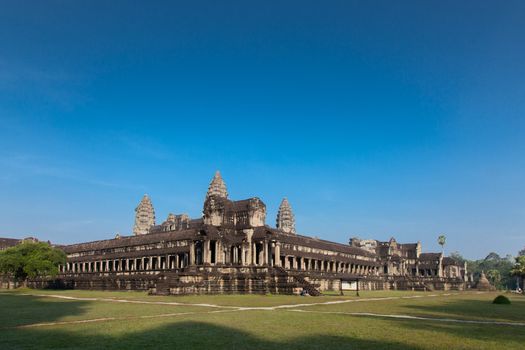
[1,1,524,259]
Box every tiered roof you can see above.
[206,171,228,199]
[276,198,296,234]
[133,194,156,235]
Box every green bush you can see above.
[492,295,511,305]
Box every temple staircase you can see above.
[403,273,433,291]
[273,266,321,296]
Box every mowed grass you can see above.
[0,289,524,350]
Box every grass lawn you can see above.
[1,289,524,349]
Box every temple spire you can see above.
[133,194,156,235]
[276,197,296,234]
[206,171,228,199]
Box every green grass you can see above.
[1,289,524,349]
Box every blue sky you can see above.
[1,1,524,259]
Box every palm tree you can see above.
[511,256,525,292]
[438,235,446,256]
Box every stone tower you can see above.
[133,194,155,235]
[276,198,296,234]
[206,171,228,199]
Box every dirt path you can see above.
[7,291,469,311]
[288,309,525,327]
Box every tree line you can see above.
[450,249,525,291]
[0,240,66,284]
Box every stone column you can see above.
[274,242,281,267]
[241,245,246,266]
[204,240,210,265]
[263,241,269,266]
[189,241,195,266]
[216,241,222,264]
[244,229,254,266]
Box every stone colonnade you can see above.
[62,238,378,276]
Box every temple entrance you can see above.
[195,241,204,265]
[255,243,263,265]
[210,240,216,264]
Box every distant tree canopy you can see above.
[449,251,466,264]
[0,241,66,281]
[452,251,514,290]
[511,256,525,279]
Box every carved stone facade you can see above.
[48,172,468,295]
[133,195,155,235]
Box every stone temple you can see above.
[32,172,468,294]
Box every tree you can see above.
[449,251,465,264]
[518,247,525,257]
[484,252,501,261]
[486,269,501,288]
[0,241,66,282]
[511,256,525,292]
[438,235,446,255]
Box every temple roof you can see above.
[442,257,462,266]
[419,253,442,261]
[253,226,376,259]
[0,237,21,250]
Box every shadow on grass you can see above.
[2,320,425,350]
[2,293,525,349]
[0,293,425,350]
[0,294,90,328]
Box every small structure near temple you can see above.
[475,271,495,291]
[27,171,468,295]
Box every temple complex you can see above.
[29,172,468,294]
